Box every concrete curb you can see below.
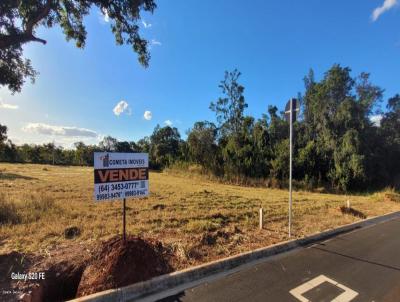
[71,210,400,302]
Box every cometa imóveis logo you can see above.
[100,154,109,167]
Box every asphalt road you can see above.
[157,217,400,302]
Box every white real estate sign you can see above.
[93,152,149,201]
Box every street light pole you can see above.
[285,98,299,238]
[289,98,293,238]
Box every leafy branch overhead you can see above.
[0,0,157,93]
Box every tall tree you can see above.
[0,124,16,162]
[0,124,8,143]
[210,69,248,136]
[115,141,132,152]
[136,137,151,153]
[299,64,384,190]
[0,0,157,93]
[99,136,118,151]
[187,121,218,171]
[150,125,181,168]
[380,95,400,188]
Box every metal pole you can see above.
[123,198,126,243]
[289,98,293,238]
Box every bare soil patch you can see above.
[76,236,173,297]
[1,237,173,301]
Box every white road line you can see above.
[289,274,359,302]
[332,283,359,302]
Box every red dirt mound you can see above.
[76,236,172,297]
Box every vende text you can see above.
[94,168,148,184]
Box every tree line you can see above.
[1,65,399,192]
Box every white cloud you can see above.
[370,114,383,126]
[144,111,152,120]
[142,20,152,28]
[164,120,173,126]
[22,123,98,138]
[151,39,162,46]
[113,100,131,116]
[0,101,18,110]
[372,0,398,21]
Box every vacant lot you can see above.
[1,163,400,270]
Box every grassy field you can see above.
[1,163,400,270]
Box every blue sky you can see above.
[0,0,399,148]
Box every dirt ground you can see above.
[0,237,173,301]
[1,163,400,300]
[76,236,172,297]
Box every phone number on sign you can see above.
[96,189,147,200]
[98,181,146,193]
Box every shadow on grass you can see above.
[340,206,367,219]
[0,172,37,181]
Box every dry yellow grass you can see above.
[1,163,399,270]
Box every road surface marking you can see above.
[289,274,358,302]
